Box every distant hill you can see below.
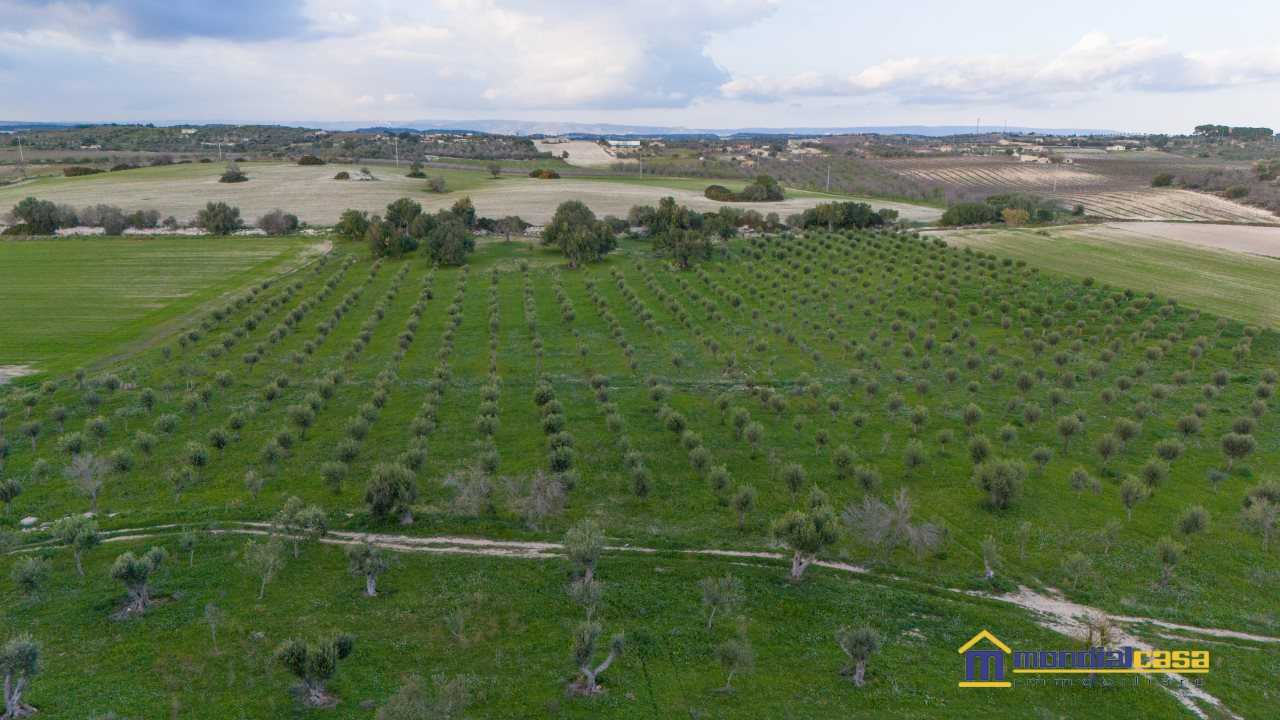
[1,118,1123,139]
[300,119,1123,138]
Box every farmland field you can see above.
[0,236,319,375]
[2,230,1278,718]
[881,155,1278,224]
[0,162,923,227]
[932,222,1280,327]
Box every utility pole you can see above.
[394,136,400,168]
[15,133,26,178]
[826,162,831,192]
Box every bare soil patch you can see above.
[0,364,36,384]
[535,140,635,168]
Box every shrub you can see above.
[257,209,300,236]
[334,171,351,180]
[424,218,476,266]
[297,155,325,166]
[940,202,1001,227]
[218,162,248,183]
[528,168,560,179]
[63,165,105,177]
[197,202,243,235]
[1151,173,1174,187]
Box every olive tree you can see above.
[563,519,604,584]
[715,624,754,693]
[365,463,418,524]
[52,515,100,576]
[64,453,110,513]
[973,459,1026,510]
[1241,497,1279,551]
[570,621,624,695]
[346,540,392,597]
[243,537,285,600]
[836,626,881,687]
[1,634,39,719]
[771,500,839,582]
[699,574,744,630]
[275,496,328,558]
[1155,536,1183,588]
[275,633,355,707]
[110,546,167,614]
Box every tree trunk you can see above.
[74,550,84,576]
[790,552,810,582]
[399,509,414,526]
[706,606,717,630]
[258,576,268,600]
[721,669,736,692]
[365,574,378,597]
[853,660,866,687]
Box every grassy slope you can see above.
[0,236,316,374]
[0,535,1187,719]
[1,235,1278,717]
[938,226,1280,327]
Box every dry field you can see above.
[895,158,1108,190]
[1054,188,1279,224]
[883,153,1278,224]
[534,139,635,168]
[0,161,931,226]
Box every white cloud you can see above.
[721,33,1280,105]
[0,0,781,118]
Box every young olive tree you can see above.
[563,519,604,584]
[243,537,285,600]
[715,623,754,693]
[699,574,744,630]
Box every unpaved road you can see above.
[13,520,1260,718]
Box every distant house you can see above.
[179,128,197,135]
[1016,153,1049,163]
[605,139,641,148]
[1106,144,1127,152]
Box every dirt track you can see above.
[40,520,1258,719]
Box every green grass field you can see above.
[1,231,1277,718]
[0,236,318,375]
[936,224,1280,328]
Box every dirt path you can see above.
[0,364,36,385]
[49,519,1266,717]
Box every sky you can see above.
[2,0,1279,133]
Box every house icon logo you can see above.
[958,630,1012,688]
